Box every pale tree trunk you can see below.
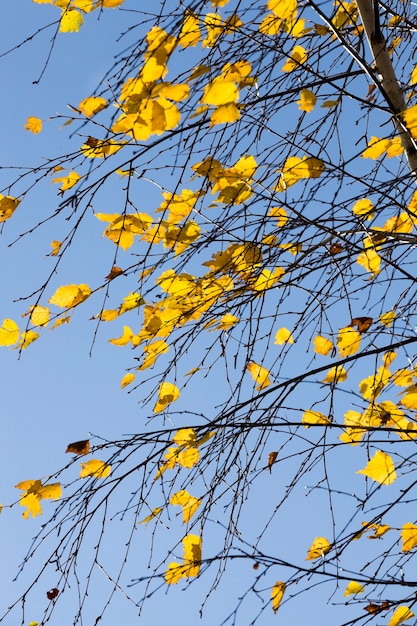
[356,0,417,180]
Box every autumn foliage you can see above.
[3,0,417,624]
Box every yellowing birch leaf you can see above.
[401,386,417,410]
[109,325,134,346]
[0,195,20,222]
[252,268,285,291]
[138,340,169,370]
[401,105,417,139]
[101,0,125,6]
[121,372,135,389]
[393,369,414,387]
[268,206,288,227]
[271,581,286,614]
[306,536,331,560]
[154,381,180,413]
[78,96,107,117]
[0,319,19,346]
[380,310,396,327]
[202,12,222,47]
[15,480,62,519]
[297,89,316,112]
[352,198,374,220]
[179,11,201,47]
[313,335,333,355]
[281,45,307,72]
[80,459,111,478]
[18,330,40,349]
[344,581,364,596]
[29,306,50,327]
[60,9,84,32]
[217,313,239,330]
[173,428,197,448]
[50,240,61,256]
[362,136,391,159]
[276,156,324,191]
[388,606,414,626]
[183,533,202,565]
[356,248,380,276]
[357,450,396,485]
[201,77,239,105]
[337,326,361,357]
[362,521,390,538]
[170,490,201,522]
[247,361,271,390]
[210,103,240,126]
[302,410,330,428]
[119,292,145,314]
[401,523,417,552]
[268,0,297,19]
[52,171,80,191]
[24,116,42,134]
[323,366,347,383]
[274,327,294,345]
[139,506,163,525]
[177,447,200,468]
[49,284,91,308]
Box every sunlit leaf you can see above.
[154,381,180,413]
[357,450,396,485]
[0,318,19,347]
[344,581,364,596]
[401,523,417,552]
[60,9,84,32]
[274,327,294,345]
[352,198,374,220]
[121,372,135,389]
[297,89,316,112]
[139,506,163,525]
[271,581,286,613]
[281,45,307,72]
[24,116,42,134]
[0,195,20,222]
[337,326,361,357]
[52,171,80,191]
[302,410,330,428]
[306,536,331,560]
[323,366,347,383]
[78,96,107,117]
[108,325,134,346]
[170,490,201,523]
[48,284,91,308]
[313,335,333,355]
[247,361,271,390]
[388,606,414,626]
[79,459,111,479]
[15,480,62,519]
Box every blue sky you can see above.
[1,2,417,626]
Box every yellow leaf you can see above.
[179,11,201,47]
[281,45,307,72]
[60,9,84,32]
[78,96,107,117]
[297,89,316,112]
[357,450,396,485]
[18,330,40,349]
[80,459,111,479]
[352,198,374,220]
[362,521,390,538]
[356,248,380,276]
[359,367,390,400]
[302,410,330,428]
[344,581,364,596]
[153,381,180,413]
[173,428,197,448]
[274,327,294,345]
[313,335,333,355]
[201,77,239,105]
[121,372,135,389]
[170,490,201,523]
[323,366,347,383]
[393,368,414,387]
[217,313,239,330]
[268,206,288,227]
[337,326,361,357]
[138,340,169,370]
[24,116,42,134]
[15,480,61,519]
[401,523,417,552]
[177,448,200,468]
[101,0,125,6]
[306,536,331,560]
[268,0,297,19]
[98,309,119,322]
[388,606,414,626]
[362,136,391,159]
[165,535,202,583]
[380,310,396,327]
[271,581,286,614]
[202,12,222,47]
[183,533,202,566]
[50,240,61,256]
[247,361,271,390]
[49,284,91,308]
[0,194,20,222]
[0,319,19,346]
[52,171,80,191]
[401,105,417,139]
[252,268,285,291]
[210,103,240,126]
[108,325,134,346]
[276,155,324,191]
[119,292,145,314]
[400,385,417,410]
[139,506,163,525]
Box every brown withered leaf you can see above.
[364,601,389,614]
[47,588,59,600]
[268,451,278,472]
[66,439,90,455]
[85,136,99,148]
[351,316,373,333]
[105,266,124,281]
[366,83,376,102]
[253,562,260,570]
[329,242,343,255]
